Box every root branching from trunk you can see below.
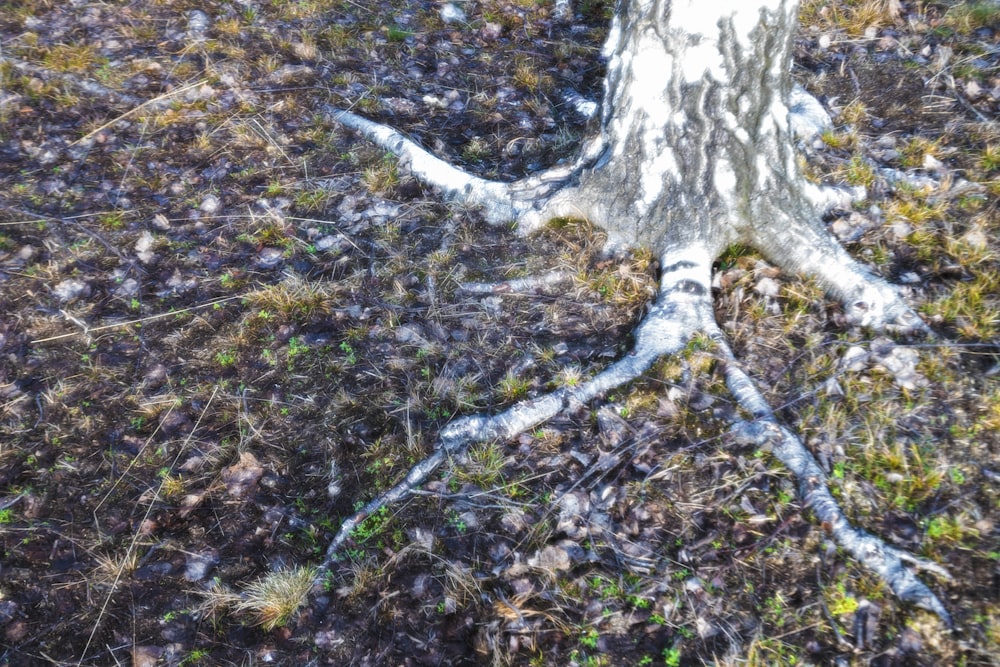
[315,108,951,624]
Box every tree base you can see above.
[313,114,951,622]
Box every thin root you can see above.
[458,270,574,295]
[713,329,952,627]
[319,247,715,572]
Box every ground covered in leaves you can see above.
[1,0,999,665]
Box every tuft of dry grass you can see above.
[361,153,400,194]
[943,0,1000,34]
[800,0,902,35]
[89,550,139,590]
[234,566,317,631]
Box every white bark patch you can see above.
[755,153,772,190]
[630,31,673,113]
[638,149,677,214]
[680,40,725,84]
[788,84,832,139]
[563,90,598,119]
[609,28,673,161]
[722,110,751,144]
[659,246,712,290]
[769,98,791,136]
[713,158,738,208]
[601,16,621,59]
[669,0,778,82]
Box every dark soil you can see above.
[1,1,999,665]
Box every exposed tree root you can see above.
[324,105,600,234]
[325,106,521,224]
[710,330,953,626]
[314,114,954,620]
[321,247,713,562]
[457,270,575,295]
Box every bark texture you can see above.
[322,0,950,624]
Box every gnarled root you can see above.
[321,110,951,624]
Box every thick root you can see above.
[327,107,599,233]
[325,107,518,223]
[750,211,929,334]
[318,243,950,626]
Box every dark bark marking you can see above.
[667,279,707,296]
[661,260,697,274]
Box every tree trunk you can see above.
[532,0,921,329]
[322,0,950,623]
[579,0,803,255]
